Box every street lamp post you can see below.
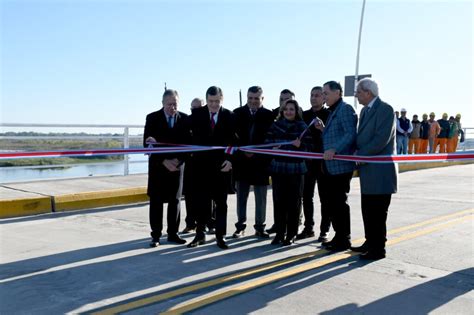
[354,0,367,109]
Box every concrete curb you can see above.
[54,187,148,212]
[0,196,52,218]
[0,186,148,219]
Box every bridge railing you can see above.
[0,123,145,181]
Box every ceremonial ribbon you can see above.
[1,143,473,163]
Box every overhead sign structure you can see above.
[344,74,372,97]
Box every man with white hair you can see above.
[352,78,398,260]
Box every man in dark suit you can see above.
[183,97,219,234]
[352,78,398,260]
[144,89,189,247]
[232,86,274,239]
[182,98,204,233]
[187,86,236,249]
[297,86,331,242]
[316,81,357,251]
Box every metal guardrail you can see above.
[0,123,473,182]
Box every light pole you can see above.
[354,0,366,109]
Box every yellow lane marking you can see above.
[161,215,473,315]
[387,208,473,236]
[92,208,472,314]
[91,250,330,315]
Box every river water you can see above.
[0,156,148,183]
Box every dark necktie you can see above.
[168,116,174,128]
[210,112,216,130]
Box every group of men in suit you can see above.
[143,78,398,260]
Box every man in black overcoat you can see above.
[144,89,190,247]
[187,86,236,249]
[232,86,274,238]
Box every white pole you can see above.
[354,0,367,109]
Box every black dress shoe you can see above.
[317,236,329,243]
[232,229,245,238]
[255,230,270,238]
[321,238,336,247]
[181,226,196,234]
[216,238,229,249]
[282,237,294,246]
[317,232,329,243]
[360,251,385,260]
[325,241,351,252]
[271,234,284,245]
[296,229,315,240]
[351,242,369,253]
[266,225,277,234]
[187,236,205,248]
[149,239,160,247]
[168,234,187,244]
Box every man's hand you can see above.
[323,149,336,160]
[163,159,180,172]
[314,118,325,132]
[221,160,232,172]
[146,136,157,144]
[292,138,301,148]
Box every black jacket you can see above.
[302,106,330,153]
[233,105,274,185]
[190,105,237,174]
[143,109,190,199]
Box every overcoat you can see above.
[233,105,274,185]
[143,109,190,200]
[189,105,237,197]
[356,97,398,194]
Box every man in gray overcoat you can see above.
[352,78,398,260]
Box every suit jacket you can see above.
[190,106,237,195]
[143,109,190,199]
[322,99,358,175]
[233,105,274,185]
[303,107,330,153]
[357,97,398,194]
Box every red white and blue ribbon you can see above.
[1,143,473,163]
[238,147,474,163]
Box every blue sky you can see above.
[1,0,473,133]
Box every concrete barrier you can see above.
[0,196,52,218]
[54,187,148,212]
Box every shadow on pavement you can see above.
[320,267,474,315]
[0,231,330,314]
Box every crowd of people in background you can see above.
[394,109,464,154]
[143,78,462,261]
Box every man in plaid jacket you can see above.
[315,81,358,251]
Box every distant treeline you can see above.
[0,132,144,167]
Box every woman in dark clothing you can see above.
[265,100,312,245]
